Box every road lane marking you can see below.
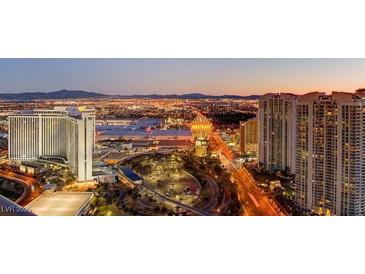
[247,192,260,208]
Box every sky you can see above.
[0,58,364,96]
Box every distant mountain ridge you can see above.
[0,89,107,100]
[116,93,260,100]
[0,89,260,100]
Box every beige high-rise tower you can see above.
[295,92,365,216]
[258,93,297,174]
[8,106,95,181]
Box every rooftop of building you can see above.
[156,139,192,147]
[92,165,116,177]
[96,126,192,137]
[135,118,163,126]
[260,90,365,102]
[10,106,95,119]
[26,192,93,216]
[260,93,297,99]
[20,161,44,168]
[298,91,363,102]
[119,166,143,182]
[131,140,154,147]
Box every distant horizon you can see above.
[0,88,260,96]
[1,59,365,95]
[1,88,365,97]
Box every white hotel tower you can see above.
[8,106,95,181]
[258,93,297,174]
[295,92,365,216]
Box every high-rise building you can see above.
[258,93,297,173]
[295,92,365,216]
[8,106,95,181]
[240,118,258,156]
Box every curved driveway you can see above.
[142,183,210,216]
[0,170,42,205]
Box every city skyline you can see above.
[1,58,365,95]
[3,58,365,216]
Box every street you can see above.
[0,169,42,206]
[210,131,281,216]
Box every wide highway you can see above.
[210,131,281,216]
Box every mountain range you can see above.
[0,89,260,100]
[0,89,107,100]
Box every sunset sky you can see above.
[0,58,364,95]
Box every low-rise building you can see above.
[92,165,118,184]
[26,192,93,216]
[118,166,143,185]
